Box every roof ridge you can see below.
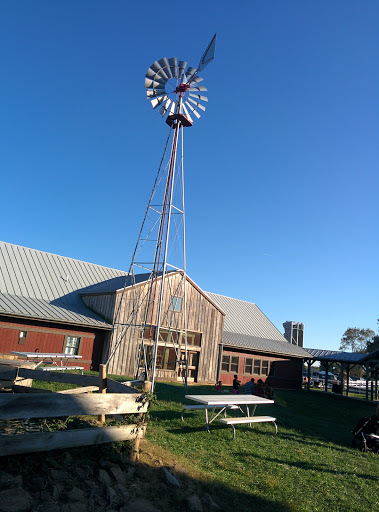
[205,291,257,306]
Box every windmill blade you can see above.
[188,85,208,93]
[148,61,169,81]
[146,67,169,83]
[182,104,193,124]
[197,34,216,73]
[146,89,167,99]
[191,76,204,84]
[145,68,158,80]
[159,99,172,117]
[168,58,178,78]
[168,101,176,116]
[185,101,201,119]
[144,77,166,89]
[178,60,187,80]
[158,57,172,79]
[187,97,206,112]
[151,95,168,109]
[189,93,208,102]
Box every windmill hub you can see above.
[175,82,191,95]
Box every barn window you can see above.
[244,358,253,374]
[186,332,201,347]
[253,359,261,375]
[221,355,230,372]
[230,356,239,373]
[18,331,28,345]
[64,336,81,355]
[156,346,177,370]
[170,296,182,312]
[222,355,239,373]
[262,360,270,375]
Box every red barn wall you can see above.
[0,317,108,371]
[220,347,303,389]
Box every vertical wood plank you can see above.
[98,364,107,423]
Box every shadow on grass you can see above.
[278,432,352,453]
[233,450,378,482]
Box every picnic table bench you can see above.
[41,366,84,373]
[10,352,83,373]
[218,415,277,439]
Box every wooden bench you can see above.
[218,415,277,439]
[181,404,238,422]
[41,366,84,374]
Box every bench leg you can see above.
[230,424,236,440]
[181,409,185,422]
[205,407,210,433]
[273,421,278,435]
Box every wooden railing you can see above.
[0,364,149,459]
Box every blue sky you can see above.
[1,1,378,350]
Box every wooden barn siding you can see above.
[0,319,101,371]
[220,347,303,389]
[82,275,224,381]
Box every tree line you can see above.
[340,319,379,353]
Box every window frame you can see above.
[221,354,240,373]
[18,330,28,345]
[244,357,253,375]
[221,354,230,372]
[170,296,183,312]
[253,359,261,375]
[261,360,270,376]
[64,335,81,356]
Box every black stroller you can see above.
[352,415,379,452]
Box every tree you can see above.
[339,327,375,353]
[366,318,379,353]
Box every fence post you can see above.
[130,380,151,462]
[98,364,107,424]
[143,381,152,392]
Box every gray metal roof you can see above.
[206,292,309,358]
[304,348,379,363]
[0,241,127,328]
[0,241,314,360]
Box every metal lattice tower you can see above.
[105,35,216,391]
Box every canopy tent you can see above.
[303,348,379,401]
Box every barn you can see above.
[0,241,308,387]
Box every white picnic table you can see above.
[184,394,276,438]
[10,351,83,372]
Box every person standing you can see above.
[232,375,241,394]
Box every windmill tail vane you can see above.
[106,35,216,392]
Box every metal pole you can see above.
[150,118,181,391]
[180,125,188,394]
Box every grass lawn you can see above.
[29,373,378,511]
[147,382,379,512]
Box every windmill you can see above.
[105,35,216,392]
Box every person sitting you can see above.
[216,380,223,392]
[243,378,256,394]
[264,380,274,400]
[255,379,264,397]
